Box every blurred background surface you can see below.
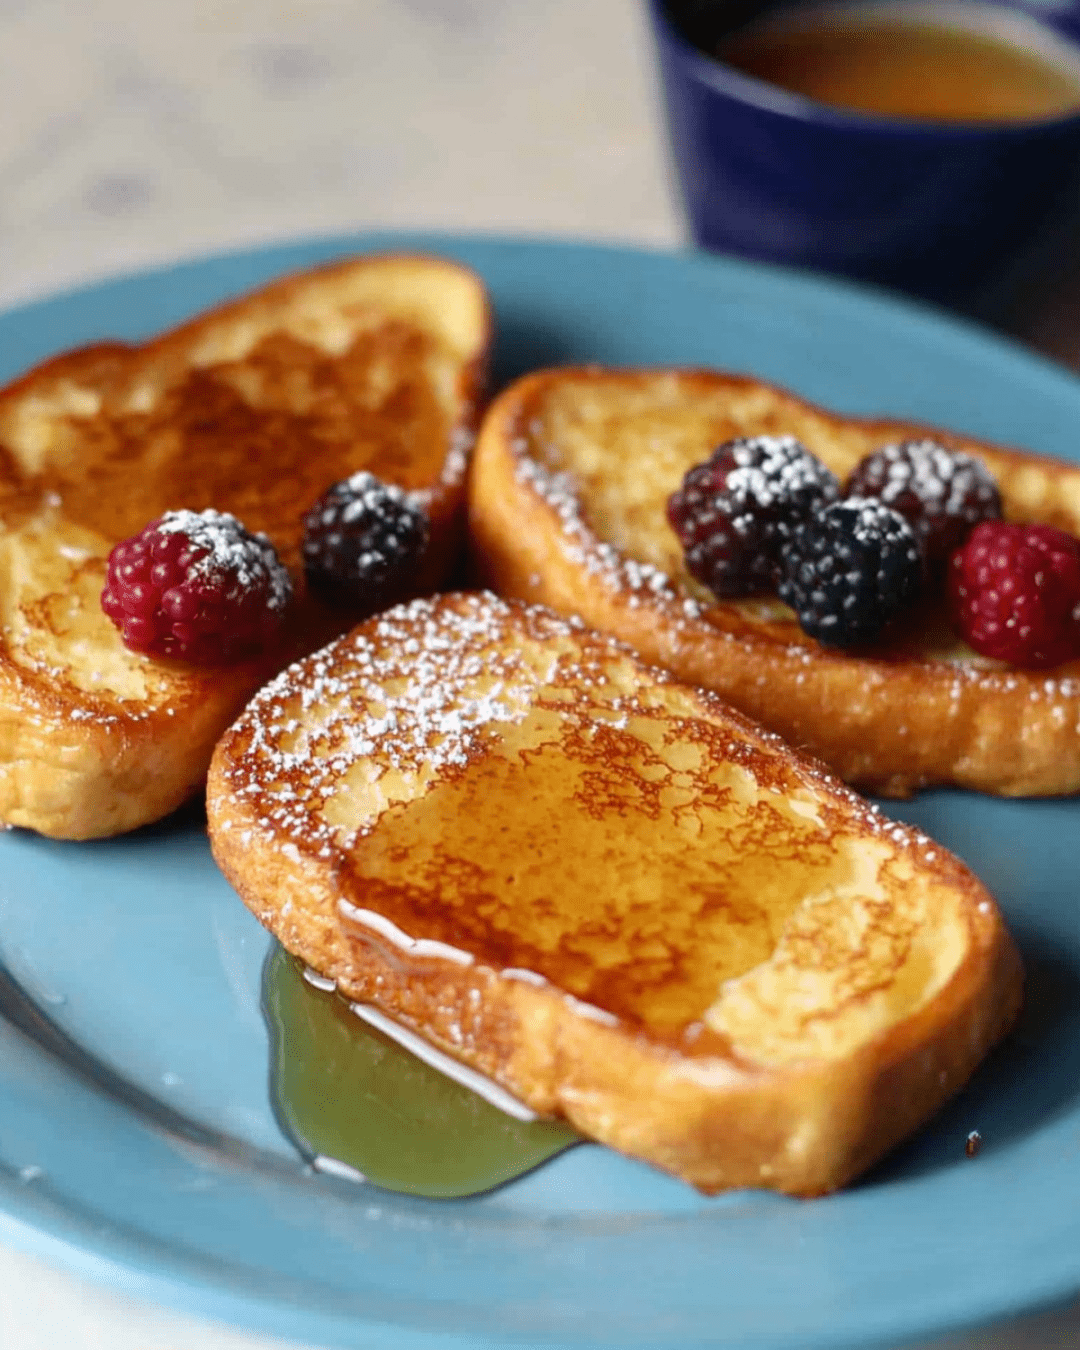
[0,0,677,307]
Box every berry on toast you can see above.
[468,367,1080,797]
[206,591,1021,1196]
[0,254,490,838]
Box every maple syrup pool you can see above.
[262,945,577,1198]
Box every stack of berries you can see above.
[101,474,429,665]
[667,436,1080,668]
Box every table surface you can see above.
[0,3,1078,1348]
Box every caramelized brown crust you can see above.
[468,367,1080,797]
[207,591,1022,1195]
[0,254,492,837]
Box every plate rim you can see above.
[1,228,1079,1350]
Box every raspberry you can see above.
[666,436,839,598]
[948,521,1080,668]
[301,471,428,615]
[778,498,922,648]
[101,510,292,663]
[845,439,1001,569]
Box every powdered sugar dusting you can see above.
[722,435,838,508]
[157,508,291,612]
[221,592,599,851]
[337,470,416,520]
[513,447,703,620]
[441,424,475,487]
[864,439,998,517]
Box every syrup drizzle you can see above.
[263,945,578,1198]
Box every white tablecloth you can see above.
[0,2,1077,1346]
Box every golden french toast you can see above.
[206,591,1021,1196]
[468,367,1080,797]
[0,253,491,839]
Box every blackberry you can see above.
[100,509,292,663]
[302,471,428,615]
[845,439,1001,570]
[778,498,922,648]
[666,436,839,598]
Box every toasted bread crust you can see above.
[207,591,1022,1195]
[0,254,491,837]
[468,367,1080,797]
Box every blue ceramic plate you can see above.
[0,234,1079,1350]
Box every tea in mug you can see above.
[714,3,1080,122]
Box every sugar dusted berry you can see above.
[949,521,1080,668]
[666,436,839,598]
[845,439,1001,569]
[778,498,922,648]
[101,510,292,663]
[301,471,429,615]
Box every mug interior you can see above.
[658,0,1080,129]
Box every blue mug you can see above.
[647,0,1080,314]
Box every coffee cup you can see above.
[647,0,1080,315]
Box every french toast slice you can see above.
[468,367,1080,797]
[206,591,1022,1196]
[0,253,491,838]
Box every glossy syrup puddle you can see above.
[262,945,578,1198]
